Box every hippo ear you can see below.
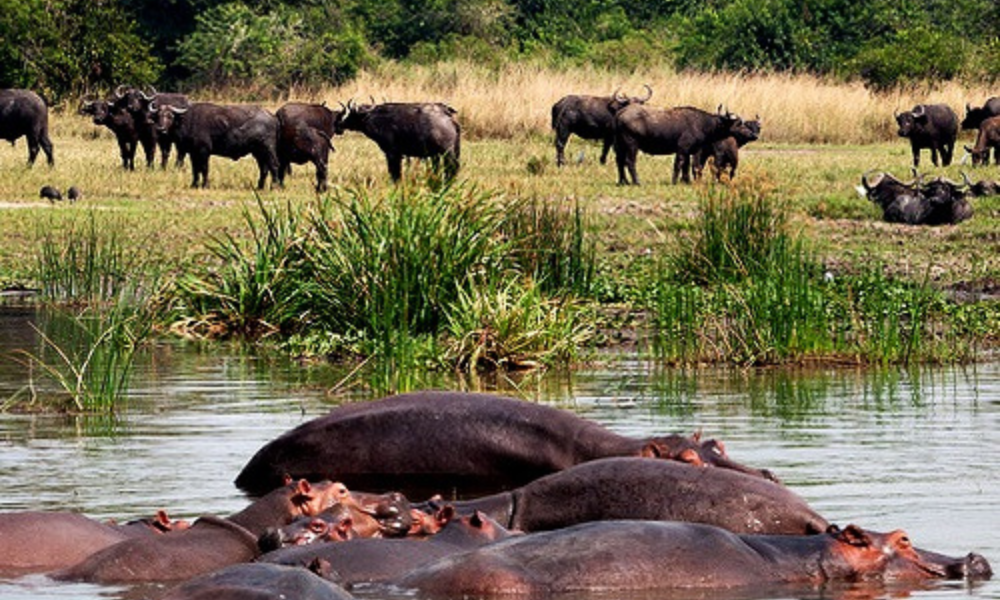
[435,504,456,526]
[334,517,355,541]
[640,441,664,458]
[678,448,706,467]
[470,510,486,528]
[282,474,294,486]
[835,525,873,548]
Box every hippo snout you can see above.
[959,553,993,580]
[761,469,780,484]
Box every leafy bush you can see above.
[849,27,967,92]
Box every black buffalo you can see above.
[275,102,343,192]
[613,105,743,185]
[696,117,761,180]
[551,86,652,167]
[80,98,141,170]
[153,102,279,189]
[122,86,191,168]
[860,170,973,226]
[964,114,1000,166]
[1,88,54,166]
[961,97,1000,130]
[895,104,958,167]
[336,100,460,182]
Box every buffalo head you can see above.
[608,84,653,115]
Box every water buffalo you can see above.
[697,116,762,180]
[234,390,776,498]
[895,104,958,167]
[0,88,54,166]
[551,85,652,167]
[393,521,992,596]
[613,104,744,185]
[964,114,1000,166]
[80,98,141,170]
[145,89,191,168]
[276,102,343,191]
[153,102,279,189]
[55,479,343,583]
[860,170,973,226]
[159,563,355,600]
[441,457,828,535]
[336,100,460,182]
[961,97,1000,130]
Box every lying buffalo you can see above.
[234,390,776,497]
[153,102,279,189]
[860,170,973,226]
[895,104,958,167]
[613,104,743,185]
[1,88,54,166]
[393,521,992,596]
[336,100,460,182]
[551,85,652,167]
[965,114,1000,166]
[276,102,343,191]
[961,97,1000,130]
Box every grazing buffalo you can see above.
[336,100,460,182]
[276,102,343,191]
[159,563,355,600]
[153,102,279,189]
[234,390,776,498]
[262,507,514,588]
[961,97,1000,130]
[860,170,973,226]
[895,104,958,167]
[80,98,140,170]
[55,479,343,583]
[393,521,992,596]
[697,117,762,180]
[441,457,828,535]
[613,104,744,185]
[964,114,1000,166]
[0,88,54,166]
[551,85,652,166]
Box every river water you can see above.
[0,306,997,600]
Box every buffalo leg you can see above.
[443,151,459,181]
[190,152,209,188]
[158,139,172,169]
[554,130,569,167]
[387,153,403,182]
[941,143,954,167]
[599,137,613,165]
[911,143,921,167]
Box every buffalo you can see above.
[964,114,1000,166]
[961,97,1000,130]
[79,98,141,170]
[551,86,652,167]
[860,170,973,226]
[0,88,54,166]
[613,104,744,185]
[696,117,761,180]
[275,102,343,192]
[336,100,460,182]
[153,102,279,189]
[895,104,958,167]
[121,86,191,169]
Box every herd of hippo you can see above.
[0,390,993,599]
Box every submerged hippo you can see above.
[55,479,344,584]
[159,562,355,600]
[235,390,775,497]
[438,457,828,535]
[394,520,992,596]
[261,507,514,588]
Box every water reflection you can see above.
[0,307,996,600]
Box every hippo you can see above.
[434,456,828,535]
[235,390,776,497]
[394,520,992,596]
[258,505,358,552]
[260,506,515,588]
[159,562,356,600]
[54,479,343,583]
[0,509,191,575]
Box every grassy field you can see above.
[1,63,999,293]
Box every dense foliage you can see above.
[2,0,999,99]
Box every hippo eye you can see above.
[309,520,327,533]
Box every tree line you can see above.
[2,0,999,101]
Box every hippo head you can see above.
[825,525,993,582]
[640,433,780,483]
[257,505,356,552]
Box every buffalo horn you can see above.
[115,84,128,98]
[640,84,652,101]
[168,105,188,115]
[148,100,158,112]
[912,105,925,117]
[961,171,974,188]
[861,170,883,192]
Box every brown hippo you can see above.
[235,390,776,497]
[159,562,356,600]
[0,509,190,575]
[437,456,828,535]
[394,520,992,596]
[257,505,358,552]
[260,506,515,588]
[54,478,343,583]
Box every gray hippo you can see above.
[159,562,355,600]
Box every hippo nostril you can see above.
[762,469,781,484]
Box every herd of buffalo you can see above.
[0,390,992,599]
[2,85,1000,225]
